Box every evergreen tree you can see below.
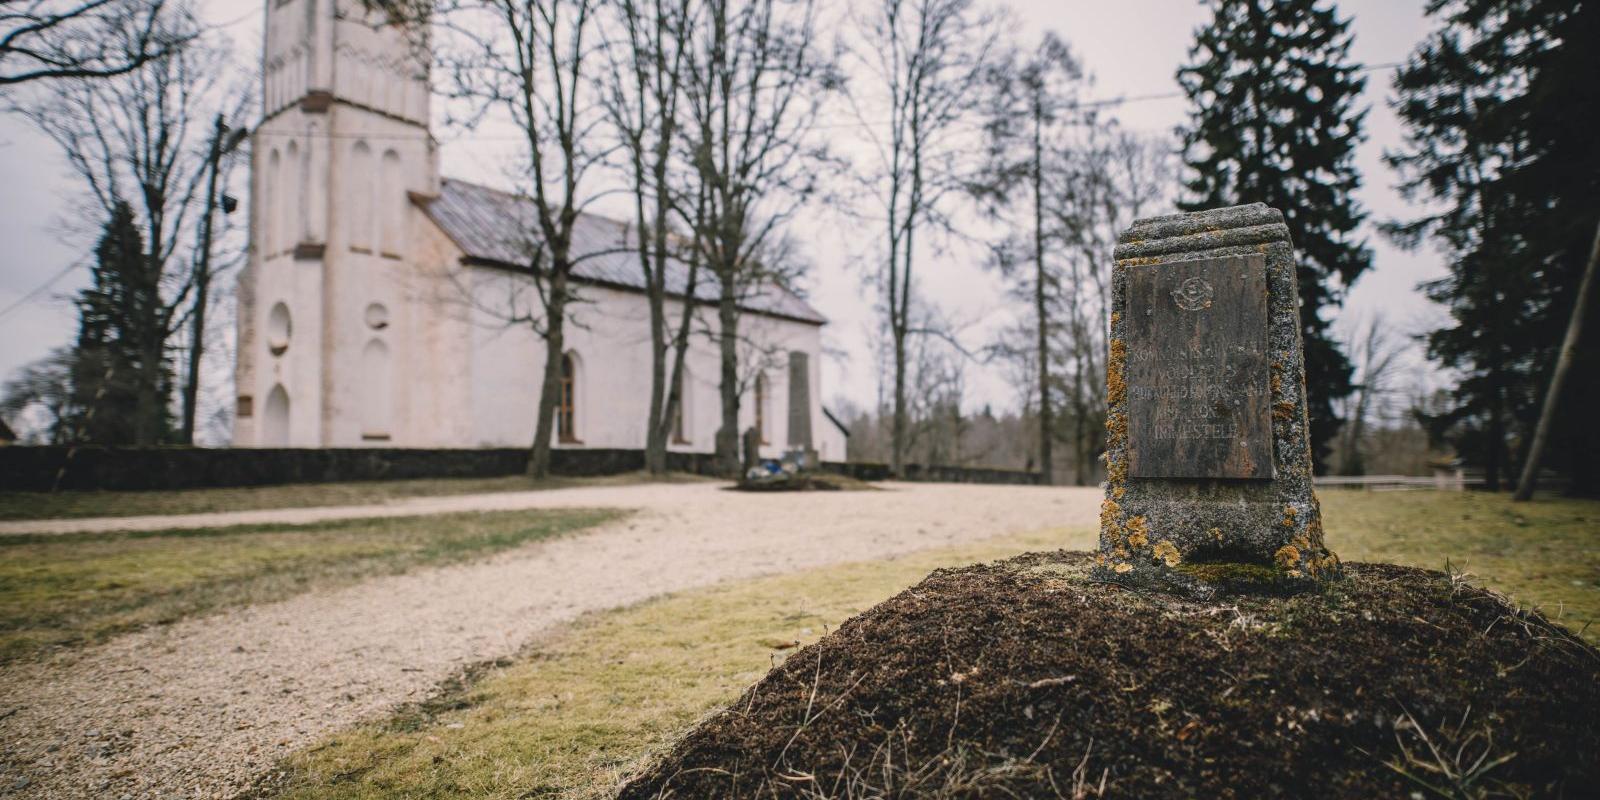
[70,200,173,444]
[1176,0,1372,473]
[1386,0,1599,495]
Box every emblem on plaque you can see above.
[1171,277,1214,311]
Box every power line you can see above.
[0,260,82,322]
[247,60,1407,141]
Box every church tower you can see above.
[234,0,438,446]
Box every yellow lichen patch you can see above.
[1116,256,1161,267]
[1208,527,1223,542]
[1270,370,1283,395]
[1125,515,1150,549]
[1275,544,1301,569]
[1100,498,1121,532]
[1106,339,1127,408]
[1282,505,1298,529]
[1110,311,1121,325]
[1152,540,1181,567]
[1105,412,1128,448]
[1113,486,1126,500]
[1273,401,1297,422]
[1106,450,1128,486]
[1113,562,1133,574]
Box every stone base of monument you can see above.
[619,551,1600,799]
[1094,203,1344,599]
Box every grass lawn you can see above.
[0,472,706,521]
[0,508,626,665]
[259,490,1599,800]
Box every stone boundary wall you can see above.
[821,461,1041,486]
[0,447,1036,492]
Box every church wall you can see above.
[315,105,439,447]
[455,267,835,458]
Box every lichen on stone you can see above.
[1152,540,1181,567]
[1126,515,1150,549]
[1274,545,1301,569]
[1106,339,1127,408]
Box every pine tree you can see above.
[1386,0,1600,495]
[1176,0,1372,474]
[70,200,173,444]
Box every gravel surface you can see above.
[0,482,1099,799]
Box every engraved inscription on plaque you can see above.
[1125,254,1273,479]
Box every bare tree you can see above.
[438,0,607,476]
[600,0,700,474]
[0,0,190,88]
[850,0,1001,476]
[23,16,250,445]
[0,347,75,443]
[1334,314,1407,476]
[972,32,1084,484]
[683,0,833,474]
[1052,127,1172,483]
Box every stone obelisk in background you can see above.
[1095,203,1339,596]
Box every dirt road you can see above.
[0,482,1100,798]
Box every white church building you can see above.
[232,0,846,460]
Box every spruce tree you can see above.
[70,200,173,444]
[1386,0,1600,495]
[1176,0,1372,473]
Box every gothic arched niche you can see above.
[267,301,292,356]
[361,338,392,440]
[263,384,290,446]
[265,148,280,253]
[350,141,374,253]
[282,139,298,254]
[379,150,402,258]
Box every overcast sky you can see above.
[0,0,1449,432]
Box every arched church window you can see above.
[558,352,579,443]
[361,338,392,441]
[671,367,690,445]
[263,384,290,446]
[379,149,402,258]
[267,302,292,356]
[265,148,280,253]
[754,372,769,444]
[282,139,298,253]
[297,132,312,243]
[349,141,373,253]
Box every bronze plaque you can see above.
[1125,254,1273,479]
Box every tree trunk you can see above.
[1032,94,1053,486]
[891,322,908,477]
[715,276,740,476]
[182,117,225,446]
[644,279,669,475]
[528,270,569,478]
[1515,217,1600,501]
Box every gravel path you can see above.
[0,482,1100,799]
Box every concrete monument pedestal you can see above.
[1095,203,1340,598]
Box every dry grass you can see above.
[257,490,1599,800]
[0,471,711,521]
[1320,489,1600,639]
[0,508,626,665]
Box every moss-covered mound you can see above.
[620,552,1600,799]
[730,473,880,492]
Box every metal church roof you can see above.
[419,178,826,326]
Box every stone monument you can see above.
[1095,203,1340,597]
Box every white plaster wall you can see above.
[458,268,831,456]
